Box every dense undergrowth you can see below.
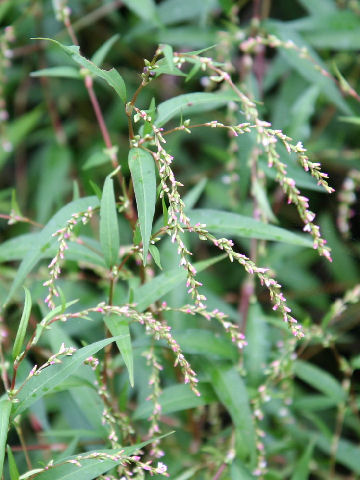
[1,0,360,479]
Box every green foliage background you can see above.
[0,0,360,479]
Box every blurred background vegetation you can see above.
[1,0,360,479]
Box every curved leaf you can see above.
[128,148,156,264]
[134,383,216,419]
[35,38,126,103]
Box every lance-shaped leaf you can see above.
[30,434,173,480]
[128,148,156,265]
[104,315,134,387]
[155,91,240,127]
[13,336,124,416]
[91,34,120,66]
[6,445,19,480]
[12,287,32,360]
[188,209,313,247]
[34,38,126,103]
[204,363,256,464]
[4,196,99,307]
[0,399,11,479]
[100,176,120,268]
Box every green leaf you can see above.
[157,0,218,26]
[244,303,270,386]
[339,116,360,126]
[0,233,105,268]
[205,363,256,462]
[230,459,255,480]
[30,66,81,79]
[6,445,20,480]
[13,336,123,416]
[297,0,336,15]
[134,254,226,311]
[265,21,352,114]
[128,148,156,264]
[122,0,157,21]
[183,178,207,210]
[91,34,120,66]
[28,435,172,480]
[104,315,134,387]
[82,150,109,170]
[155,91,241,127]
[149,244,162,269]
[0,108,43,170]
[291,439,315,480]
[0,399,11,479]
[4,196,100,306]
[134,383,216,419]
[294,360,346,403]
[173,329,237,360]
[188,209,313,247]
[12,287,32,360]
[35,38,126,103]
[100,176,120,268]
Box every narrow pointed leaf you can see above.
[4,196,99,306]
[134,383,216,419]
[188,209,313,247]
[6,445,20,480]
[30,66,81,79]
[0,399,12,479]
[294,360,346,402]
[128,148,156,265]
[13,336,124,416]
[12,287,32,360]
[205,363,256,463]
[31,434,172,480]
[104,315,134,387]
[35,38,126,102]
[156,91,241,127]
[100,176,120,268]
[91,34,120,66]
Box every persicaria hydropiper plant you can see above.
[1,2,360,479]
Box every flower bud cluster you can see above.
[337,169,360,237]
[150,121,206,307]
[174,52,334,262]
[43,206,94,309]
[159,302,248,350]
[189,225,304,338]
[51,303,200,396]
[240,33,360,102]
